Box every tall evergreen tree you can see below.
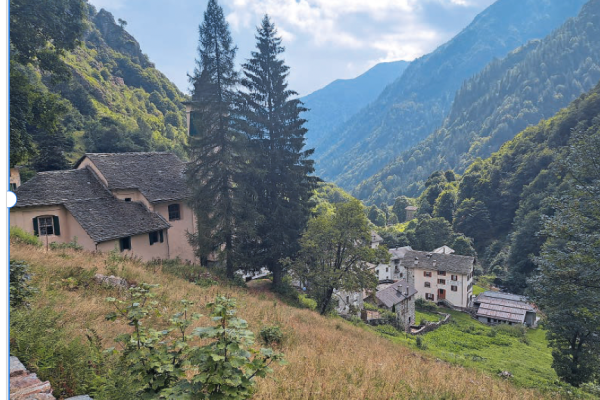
[187,0,250,278]
[239,16,317,288]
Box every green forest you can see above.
[10,1,189,174]
[356,0,600,204]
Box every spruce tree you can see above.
[239,16,317,288]
[187,0,250,278]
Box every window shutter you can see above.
[149,232,154,245]
[52,216,61,236]
[159,230,164,243]
[33,218,39,236]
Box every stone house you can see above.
[374,245,413,281]
[334,289,364,316]
[11,152,197,263]
[374,279,417,330]
[402,250,474,308]
[405,205,418,221]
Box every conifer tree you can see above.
[238,16,317,288]
[187,0,250,278]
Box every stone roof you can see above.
[370,231,383,243]
[402,250,474,275]
[14,167,113,207]
[375,279,417,308]
[474,291,535,324]
[433,245,455,254]
[389,246,413,260]
[405,206,418,211]
[77,152,190,203]
[13,166,170,243]
[65,198,170,243]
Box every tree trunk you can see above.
[271,260,283,289]
[225,234,234,279]
[319,286,335,316]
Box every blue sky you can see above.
[88,0,496,96]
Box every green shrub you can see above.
[416,336,427,350]
[363,302,379,311]
[415,298,438,312]
[259,325,284,346]
[298,293,317,310]
[106,285,286,399]
[10,260,37,308]
[58,266,98,290]
[10,226,41,247]
[49,238,83,251]
[375,324,400,337]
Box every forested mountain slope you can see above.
[454,80,600,292]
[357,0,600,203]
[10,4,189,171]
[314,0,587,191]
[301,60,409,150]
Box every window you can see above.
[438,279,446,285]
[149,230,164,245]
[438,271,446,276]
[385,267,389,272]
[38,217,54,235]
[120,236,131,251]
[124,198,132,202]
[451,274,458,281]
[425,293,434,300]
[10,183,17,191]
[424,282,431,288]
[168,204,181,221]
[33,216,60,236]
[451,285,458,292]
[424,271,432,277]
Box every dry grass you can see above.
[11,243,549,400]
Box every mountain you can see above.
[313,0,588,191]
[453,78,600,292]
[11,4,189,171]
[357,0,600,203]
[301,60,409,150]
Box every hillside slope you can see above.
[12,4,189,169]
[357,0,600,202]
[302,61,409,150]
[9,242,549,399]
[455,80,600,291]
[314,0,587,190]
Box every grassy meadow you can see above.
[9,241,578,399]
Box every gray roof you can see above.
[389,246,413,260]
[474,291,535,324]
[375,279,417,308]
[14,168,113,207]
[65,198,170,243]
[13,166,170,243]
[371,231,383,243]
[76,152,190,203]
[433,245,455,254]
[402,250,474,275]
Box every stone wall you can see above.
[10,356,93,400]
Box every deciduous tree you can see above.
[292,199,387,315]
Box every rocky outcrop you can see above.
[10,357,94,400]
[10,356,55,400]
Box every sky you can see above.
[87,0,496,97]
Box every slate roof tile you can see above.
[78,152,190,203]
[65,198,170,243]
[402,250,474,275]
[14,168,112,207]
[375,279,417,309]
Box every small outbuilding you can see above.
[374,279,417,331]
[473,291,537,327]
